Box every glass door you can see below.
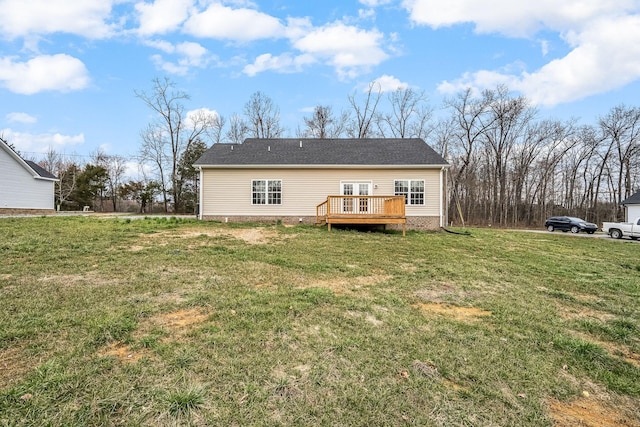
[341,182,371,213]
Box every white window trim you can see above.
[394,179,425,206]
[251,179,282,205]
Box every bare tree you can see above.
[225,114,249,144]
[136,77,216,212]
[380,87,433,138]
[480,86,536,225]
[443,88,495,224]
[598,104,640,219]
[138,124,170,212]
[92,148,127,212]
[39,147,78,211]
[243,91,284,138]
[347,82,382,138]
[210,113,226,144]
[301,105,350,138]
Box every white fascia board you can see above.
[197,164,449,169]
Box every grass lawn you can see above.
[1,216,639,426]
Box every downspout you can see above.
[440,167,445,228]
[198,166,203,220]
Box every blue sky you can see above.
[2,0,640,173]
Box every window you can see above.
[252,179,282,205]
[395,180,424,205]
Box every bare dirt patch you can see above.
[550,371,640,426]
[142,227,289,246]
[548,397,639,427]
[415,283,484,306]
[138,308,209,340]
[0,344,35,390]
[97,342,145,364]
[414,302,491,322]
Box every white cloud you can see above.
[402,0,634,37]
[292,22,389,79]
[539,39,549,56]
[359,0,393,7]
[183,2,285,41]
[135,0,192,36]
[405,0,640,106]
[1,128,84,153]
[148,41,214,75]
[243,52,316,76]
[0,54,90,95]
[186,107,220,123]
[120,160,152,181]
[519,15,640,105]
[0,0,118,39]
[6,112,37,124]
[370,74,409,92]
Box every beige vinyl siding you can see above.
[200,167,443,217]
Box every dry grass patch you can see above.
[570,331,640,369]
[141,226,289,246]
[414,302,491,322]
[297,274,392,295]
[557,304,616,323]
[37,271,118,288]
[131,291,189,306]
[0,344,35,390]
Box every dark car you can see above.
[544,216,598,234]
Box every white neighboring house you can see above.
[621,191,640,222]
[0,138,58,213]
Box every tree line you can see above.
[24,78,640,225]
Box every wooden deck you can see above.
[316,195,406,236]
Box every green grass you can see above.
[1,217,639,426]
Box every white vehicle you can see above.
[601,217,640,239]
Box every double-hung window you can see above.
[252,179,282,205]
[395,179,424,205]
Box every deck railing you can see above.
[316,195,406,235]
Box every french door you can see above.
[341,182,371,213]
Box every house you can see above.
[194,138,449,232]
[621,191,640,222]
[0,138,58,214]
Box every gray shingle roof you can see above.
[194,138,449,167]
[26,160,58,180]
[622,191,640,205]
